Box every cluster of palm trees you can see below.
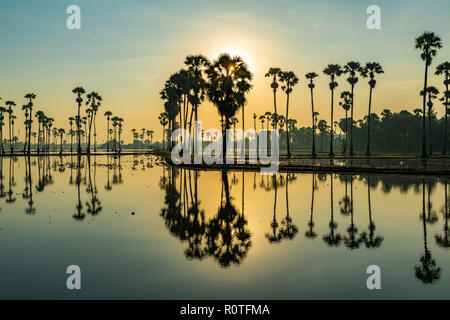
[131,128,154,149]
[0,88,129,155]
[160,54,252,161]
[159,31,449,159]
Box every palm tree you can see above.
[343,62,362,156]
[420,86,440,155]
[72,87,86,154]
[323,64,342,157]
[184,55,210,150]
[22,104,30,153]
[35,111,45,153]
[361,63,384,155]
[252,113,257,131]
[85,91,102,154]
[206,53,253,162]
[159,112,168,150]
[104,111,112,152]
[58,128,65,154]
[305,72,319,157]
[117,118,124,153]
[435,62,450,154]
[5,101,16,154]
[265,67,282,122]
[280,71,299,158]
[24,93,36,154]
[317,119,329,152]
[68,117,74,153]
[0,99,5,155]
[415,32,442,158]
[339,91,352,154]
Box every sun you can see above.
[211,43,255,71]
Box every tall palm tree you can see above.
[24,93,36,154]
[252,113,257,131]
[343,62,362,156]
[22,104,30,153]
[184,55,210,150]
[435,62,450,154]
[265,67,282,122]
[86,91,102,154]
[0,98,5,155]
[58,128,65,154]
[420,86,439,155]
[280,71,299,158]
[159,112,168,150]
[206,53,252,162]
[323,64,342,157]
[104,111,112,152]
[306,72,318,157]
[72,87,86,154]
[339,91,352,154]
[415,32,442,158]
[5,101,16,154]
[68,116,74,152]
[361,63,384,155]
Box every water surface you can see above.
[0,155,449,299]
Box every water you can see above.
[0,155,449,299]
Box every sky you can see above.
[0,0,449,143]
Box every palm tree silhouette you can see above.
[323,64,342,157]
[24,93,36,154]
[339,91,352,154]
[265,67,282,121]
[305,72,319,157]
[280,71,299,158]
[343,177,361,249]
[420,86,439,155]
[361,63,384,155]
[415,32,442,158]
[435,62,450,154]
[159,112,168,150]
[206,54,253,163]
[58,128,65,154]
[0,100,5,155]
[85,91,102,154]
[5,101,16,154]
[72,87,86,154]
[343,62,363,156]
[104,111,112,152]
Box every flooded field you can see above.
[0,155,449,299]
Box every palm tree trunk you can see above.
[329,88,335,156]
[428,96,433,156]
[94,113,97,152]
[310,88,316,157]
[444,77,448,155]
[421,62,429,158]
[28,108,32,154]
[350,85,355,156]
[77,100,81,154]
[286,93,291,158]
[9,114,13,154]
[366,86,373,155]
[343,111,348,153]
[106,119,110,152]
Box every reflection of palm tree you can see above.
[266,175,282,243]
[343,177,361,249]
[323,174,342,247]
[280,173,298,240]
[305,174,317,239]
[360,177,384,248]
[415,180,441,283]
[435,180,450,248]
[6,157,16,203]
[86,156,102,216]
[73,155,86,221]
[420,181,439,224]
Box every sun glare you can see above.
[211,43,255,71]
